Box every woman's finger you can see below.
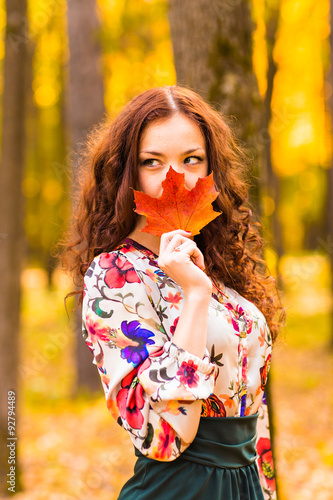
[164,234,190,255]
[159,229,192,255]
[173,241,205,270]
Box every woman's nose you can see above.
[170,163,186,179]
[169,163,187,176]
[169,164,193,190]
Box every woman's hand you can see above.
[158,229,212,298]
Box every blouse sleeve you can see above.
[82,250,218,461]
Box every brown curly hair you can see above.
[58,85,285,341]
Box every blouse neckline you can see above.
[123,237,159,260]
[122,237,230,302]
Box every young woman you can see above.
[60,85,285,500]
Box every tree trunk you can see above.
[259,5,282,497]
[168,0,263,210]
[0,0,28,494]
[263,1,284,264]
[168,0,281,494]
[66,0,106,393]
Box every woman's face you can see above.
[137,113,209,198]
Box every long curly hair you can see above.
[58,85,285,341]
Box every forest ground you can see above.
[3,254,333,500]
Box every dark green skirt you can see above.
[117,413,264,500]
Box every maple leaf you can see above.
[133,166,222,237]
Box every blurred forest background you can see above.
[0,0,333,499]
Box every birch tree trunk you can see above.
[66,0,106,392]
[0,0,28,493]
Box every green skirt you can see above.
[117,413,264,500]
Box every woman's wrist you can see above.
[171,286,211,358]
[182,285,212,302]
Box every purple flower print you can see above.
[120,320,155,366]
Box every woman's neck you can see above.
[127,217,161,256]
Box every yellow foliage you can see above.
[262,195,276,217]
[42,179,63,203]
[21,268,48,289]
[34,84,59,108]
[263,247,278,277]
[0,6,5,31]
[22,178,41,198]
[252,0,268,97]
[271,0,330,177]
[98,0,175,113]
[39,31,62,58]
[298,170,318,191]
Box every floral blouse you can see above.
[82,238,277,500]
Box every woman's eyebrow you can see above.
[139,147,205,155]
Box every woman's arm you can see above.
[172,292,211,358]
[157,229,212,358]
[82,245,217,461]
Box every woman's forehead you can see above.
[139,114,206,150]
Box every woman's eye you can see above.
[142,158,160,166]
[184,156,203,164]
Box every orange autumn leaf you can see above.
[133,166,222,237]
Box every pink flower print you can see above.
[99,253,140,289]
[177,360,199,388]
[85,314,111,344]
[117,370,145,430]
[224,303,253,336]
[170,316,179,335]
[257,437,275,490]
[153,420,176,460]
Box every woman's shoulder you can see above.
[83,239,164,298]
[86,239,157,276]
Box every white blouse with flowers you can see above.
[81,238,276,499]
